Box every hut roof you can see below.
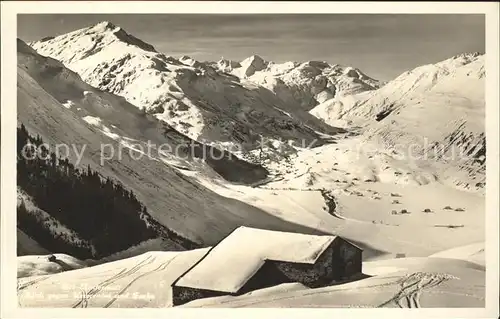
[173,226,342,293]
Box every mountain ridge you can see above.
[29,21,379,159]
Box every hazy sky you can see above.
[18,14,485,81]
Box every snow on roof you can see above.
[173,226,338,293]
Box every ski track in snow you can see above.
[103,255,180,308]
[377,272,456,308]
[72,254,156,308]
[201,272,455,308]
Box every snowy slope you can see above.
[429,242,485,267]
[17,38,331,248]
[30,22,344,156]
[17,250,484,308]
[183,256,484,308]
[18,250,210,308]
[311,54,485,191]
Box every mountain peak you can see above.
[89,21,157,53]
[239,55,268,77]
[31,20,157,61]
[91,21,117,32]
[451,52,483,60]
[242,55,265,64]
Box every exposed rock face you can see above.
[238,55,267,77]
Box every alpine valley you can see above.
[16,21,486,308]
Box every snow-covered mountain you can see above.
[213,55,380,110]
[30,22,351,156]
[311,53,483,126]
[311,53,485,191]
[17,38,326,255]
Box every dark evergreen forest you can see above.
[17,123,197,259]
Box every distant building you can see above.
[171,226,362,306]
